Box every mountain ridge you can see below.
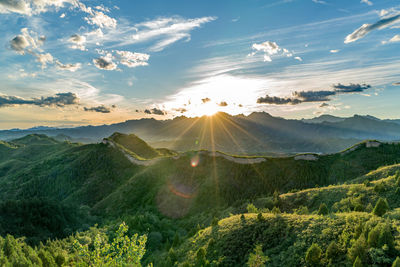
[1,112,400,155]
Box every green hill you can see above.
[1,134,400,265]
[174,212,400,266]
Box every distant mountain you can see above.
[302,114,345,124]
[1,112,400,154]
[385,119,400,125]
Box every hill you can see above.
[172,164,400,266]
[1,134,400,265]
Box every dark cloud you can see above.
[293,90,336,102]
[173,108,188,113]
[257,95,301,105]
[319,103,329,108]
[257,83,372,105]
[201,97,211,103]
[333,83,371,93]
[0,92,79,108]
[93,57,117,70]
[392,82,400,86]
[217,101,228,107]
[10,35,29,54]
[144,108,166,115]
[83,105,112,113]
[345,13,400,43]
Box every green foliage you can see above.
[317,203,329,215]
[305,243,322,266]
[326,241,339,260]
[353,256,363,267]
[373,198,389,216]
[247,244,269,267]
[74,222,147,266]
[393,257,400,267]
[348,235,367,263]
[247,203,259,213]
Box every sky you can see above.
[1,0,400,129]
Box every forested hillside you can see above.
[1,134,400,266]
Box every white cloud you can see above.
[330,49,339,53]
[389,34,400,42]
[60,13,65,18]
[34,52,53,69]
[9,28,45,54]
[56,61,82,72]
[68,34,86,51]
[84,10,116,28]
[312,0,327,4]
[0,0,78,15]
[344,13,400,43]
[115,50,149,68]
[130,16,216,51]
[249,40,298,62]
[360,0,373,6]
[252,41,281,55]
[93,53,117,70]
[294,56,303,61]
[9,27,54,69]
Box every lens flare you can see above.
[191,154,199,167]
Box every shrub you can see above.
[317,203,329,215]
[348,235,367,263]
[305,243,322,266]
[247,203,258,213]
[373,198,389,217]
[368,224,381,248]
[326,241,339,260]
[393,257,400,267]
[353,256,362,267]
[73,222,147,266]
[247,244,269,267]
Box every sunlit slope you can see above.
[174,212,400,266]
[106,132,176,160]
[1,134,400,217]
[173,164,400,266]
[93,140,400,217]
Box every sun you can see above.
[191,102,220,117]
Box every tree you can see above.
[317,203,329,215]
[73,222,147,266]
[353,256,363,267]
[393,257,400,267]
[348,235,367,263]
[257,213,265,222]
[373,198,389,217]
[378,223,394,250]
[305,243,322,266]
[247,244,269,267]
[273,190,280,207]
[326,241,339,260]
[211,217,219,227]
[247,203,259,213]
[368,224,381,248]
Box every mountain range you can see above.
[2,112,400,155]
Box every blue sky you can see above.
[1,0,400,128]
